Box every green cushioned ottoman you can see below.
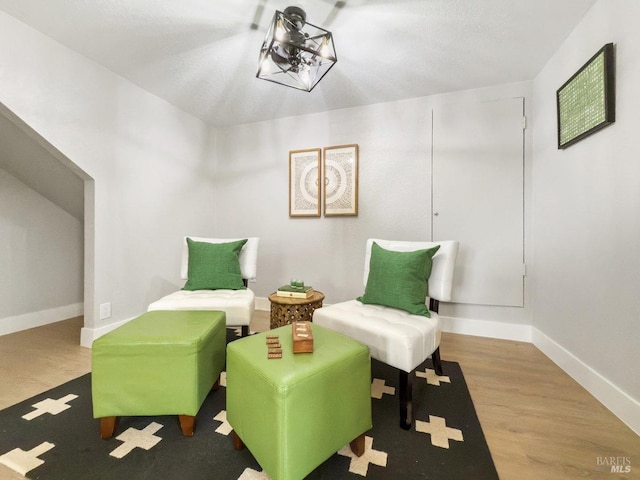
[91,310,226,438]
[227,324,372,480]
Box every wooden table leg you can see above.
[178,415,196,436]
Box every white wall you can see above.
[215,81,534,336]
[0,0,636,435]
[0,168,83,334]
[0,12,215,344]
[532,0,640,432]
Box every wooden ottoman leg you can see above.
[178,415,196,436]
[211,376,220,392]
[350,433,366,457]
[100,416,118,439]
[232,431,245,451]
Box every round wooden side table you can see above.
[268,291,325,329]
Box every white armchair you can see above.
[148,237,259,337]
[313,238,459,429]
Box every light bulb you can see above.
[319,37,331,58]
[275,18,285,41]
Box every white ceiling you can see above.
[0,0,596,128]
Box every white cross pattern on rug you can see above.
[22,394,78,420]
[237,467,269,479]
[370,378,395,399]
[109,422,163,458]
[220,371,227,387]
[213,410,232,435]
[416,415,463,448]
[337,436,388,477]
[0,441,55,476]
[416,368,451,386]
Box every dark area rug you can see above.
[0,330,498,479]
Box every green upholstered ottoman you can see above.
[227,324,371,480]
[91,310,226,438]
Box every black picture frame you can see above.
[557,43,615,149]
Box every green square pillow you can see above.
[357,242,440,317]
[182,238,248,291]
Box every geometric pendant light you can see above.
[256,6,337,92]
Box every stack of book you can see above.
[276,284,314,298]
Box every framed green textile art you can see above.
[556,43,615,149]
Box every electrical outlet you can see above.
[99,302,112,320]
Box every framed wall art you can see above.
[323,144,358,216]
[289,148,322,217]
[557,43,615,149]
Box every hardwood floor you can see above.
[1,313,638,479]
[439,333,639,480]
[0,316,91,410]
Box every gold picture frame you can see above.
[323,144,359,216]
[289,148,321,217]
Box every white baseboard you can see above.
[82,298,640,435]
[256,298,533,342]
[80,317,134,348]
[0,303,83,337]
[255,296,270,312]
[258,298,640,435]
[439,315,533,342]
[82,299,272,348]
[533,328,640,436]
[439,317,639,435]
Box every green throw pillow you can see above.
[182,238,248,291]
[357,242,440,317]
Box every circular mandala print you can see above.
[298,162,319,207]
[324,159,349,207]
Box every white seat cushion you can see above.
[147,289,254,326]
[313,300,440,373]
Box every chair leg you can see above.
[432,347,444,376]
[241,325,249,337]
[399,370,413,430]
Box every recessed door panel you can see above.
[432,98,524,307]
